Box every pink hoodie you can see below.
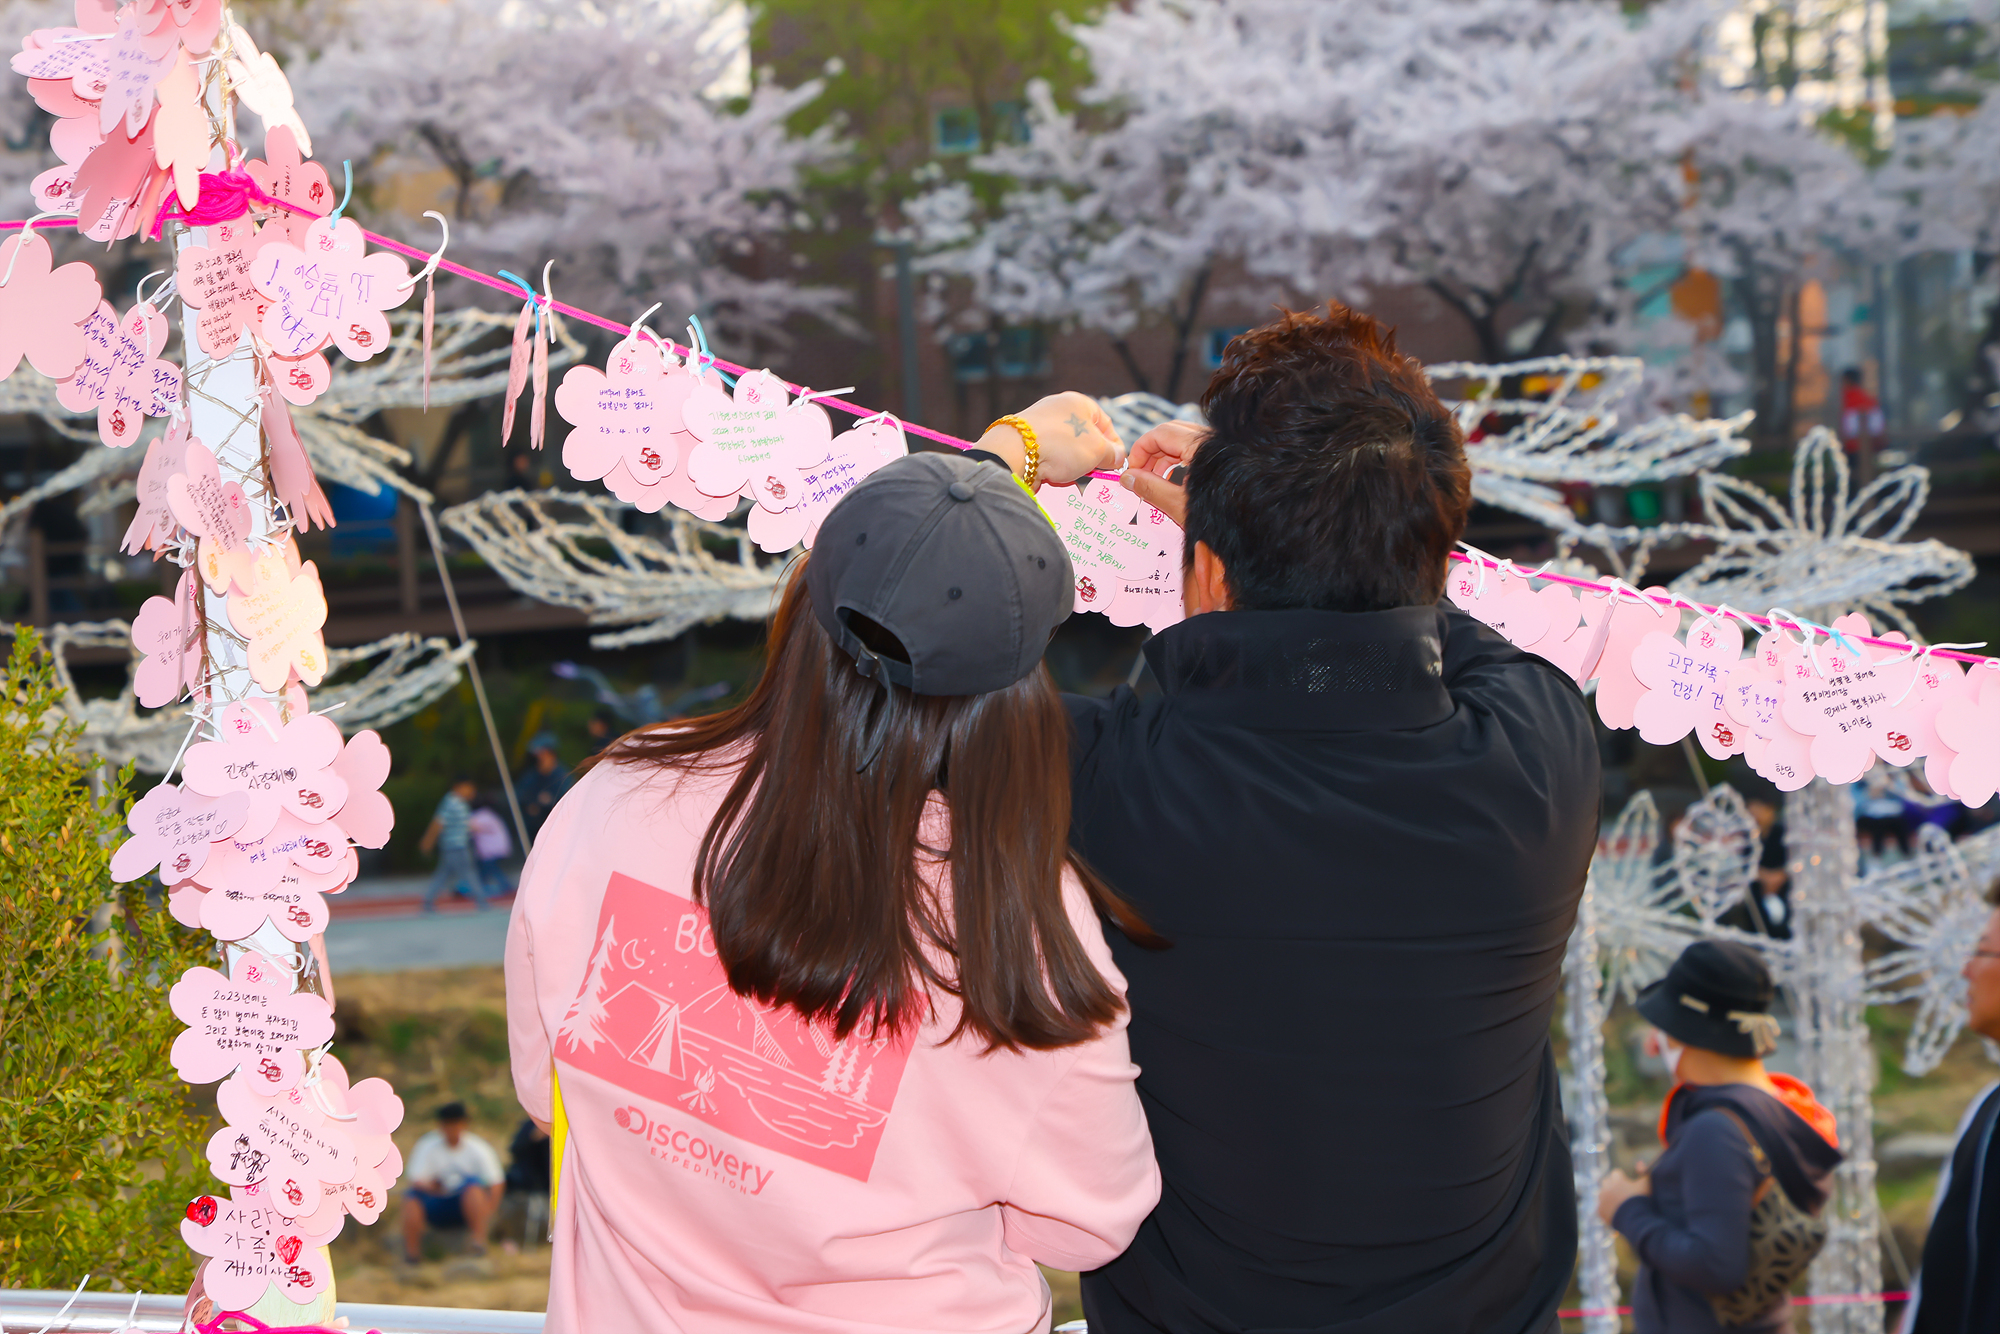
[506,756,1160,1334]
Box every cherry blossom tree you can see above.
[282,0,848,353]
[913,0,1917,405]
[913,0,1719,391]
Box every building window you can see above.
[993,100,1029,145]
[933,107,980,155]
[1206,326,1252,369]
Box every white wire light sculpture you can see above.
[1670,426,1975,635]
[2,620,475,774]
[438,489,786,649]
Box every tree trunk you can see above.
[1161,266,1212,403]
[1111,339,1154,396]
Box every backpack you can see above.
[1705,1107,1828,1327]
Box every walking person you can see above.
[514,731,569,842]
[466,795,516,900]
[1599,941,1843,1333]
[507,451,1160,1333]
[1903,881,2000,1332]
[419,776,488,912]
[973,305,1603,1332]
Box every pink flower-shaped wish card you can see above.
[327,729,393,850]
[158,0,221,55]
[252,216,410,362]
[180,1189,333,1311]
[129,564,204,707]
[183,706,346,828]
[194,817,353,903]
[1629,614,1745,754]
[109,781,249,885]
[121,415,190,554]
[169,950,334,1092]
[1526,586,1614,686]
[1933,666,2000,808]
[1103,510,1185,633]
[1722,632,1817,791]
[1442,562,1573,650]
[198,863,330,943]
[98,19,173,137]
[224,551,329,690]
[210,1072,359,1208]
[1043,475,1153,615]
[1879,650,1969,767]
[682,369,823,503]
[243,125,330,250]
[750,414,910,554]
[71,116,160,243]
[0,230,102,385]
[261,385,334,530]
[174,215,264,358]
[1775,623,1893,785]
[555,337,691,486]
[167,437,251,556]
[1591,587,1676,731]
[9,28,113,101]
[55,299,180,447]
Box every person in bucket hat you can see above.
[1602,941,1843,1333]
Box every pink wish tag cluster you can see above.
[1448,559,2000,803]
[181,1056,404,1309]
[1442,563,1612,687]
[556,342,915,535]
[114,698,393,943]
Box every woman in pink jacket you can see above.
[507,435,1160,1333]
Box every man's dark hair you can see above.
[1987,876,1999,909]
[1189,303,1471,611]
[436,1101,469,1122]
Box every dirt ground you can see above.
[328,965,1991,1327]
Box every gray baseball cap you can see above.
[806,452,1072,696]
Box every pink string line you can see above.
[1448,550,1996,668]
[7,206,1987,665]
[3,201,1136,473]
[1559,1291,1909,1318]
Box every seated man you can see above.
[400,1101,505,1265]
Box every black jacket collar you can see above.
[1143,606,1453,731]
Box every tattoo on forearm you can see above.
[1066,413,1089,438]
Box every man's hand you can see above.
[1120,419,1206,527]
[1596,1165,1651,1224]
[979,392,1124,486]
[419,820,440,857]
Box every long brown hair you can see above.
[597,560,1158,1052]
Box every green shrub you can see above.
[0,629,213,1290]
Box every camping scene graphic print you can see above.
[558,872,914,1182]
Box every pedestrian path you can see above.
[324,873,513,974]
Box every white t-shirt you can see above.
[406,1128,505,1194]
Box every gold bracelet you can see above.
[987,414,1039,489]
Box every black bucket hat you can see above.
[1636,939,1782,1059]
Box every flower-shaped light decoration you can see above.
[1858,824,2000,1075]
[1673,427,1975,635]
[1591,787,1780,1006]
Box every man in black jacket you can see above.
[977,305,1601,1333]
[1907,881,2000,1333]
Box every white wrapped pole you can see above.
[1563,873,1622,1334]
[1784,779,1882,1334]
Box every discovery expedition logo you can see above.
[614,1101,775,1196]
